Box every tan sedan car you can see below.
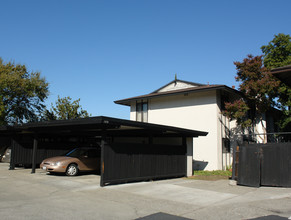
[40,147,101,176]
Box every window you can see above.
[87,149,100,158]
[222,138,230,153]
[136,101,148,122]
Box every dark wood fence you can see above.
[101,143,186,186]
[261,144,291,187]
[10,137,76,168]
[237,143,291,187]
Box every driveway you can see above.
[1,163,291,220]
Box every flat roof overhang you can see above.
[271,65,291,87]
[0,116,208,138]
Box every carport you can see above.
[0,116,207,186]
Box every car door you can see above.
[79,149,100,171]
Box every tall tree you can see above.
[43,96,90,120]
[0,59,49,125]
[261,33,291,69]
[224,33,291,137]
[261,33,291,130]
[224,55,280,135]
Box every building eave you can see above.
[271,65,291,87]
[115,85,241,106]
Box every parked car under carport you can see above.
[0,116,207,186]
[40,147,101,176]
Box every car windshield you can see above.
[64,148,88,158]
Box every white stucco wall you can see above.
[255,113,267,143]
[186,137,194,176]
[129,91,222,170]
[130,103,136,120]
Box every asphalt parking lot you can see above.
[1,163,291,220]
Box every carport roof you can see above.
[0,116,208,138]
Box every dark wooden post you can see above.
[31,137,38,174]
[183,136,187,176]
[100,131,106,187]
[9,138,16,170]
[232,145,239,180]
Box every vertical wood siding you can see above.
[102,143,186,185]
[237,143,291,187]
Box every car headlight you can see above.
[52,162,61,166]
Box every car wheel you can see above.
[66,164,79,176]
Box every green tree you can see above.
[224,33,291,135]
[43,96,90,120]
[261,33,291,130]
[0,58,49,125]
[224,55,280,135]
[261,33,291,69]
[223,99,251,129]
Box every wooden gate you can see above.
[237,145,261,187]
[237,143,291,187]
[261,143,291,187]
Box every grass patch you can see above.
[186,170,232,181]
[194,170,232,176]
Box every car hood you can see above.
[42,156,74,163]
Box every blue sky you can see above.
[1,0,291,119]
